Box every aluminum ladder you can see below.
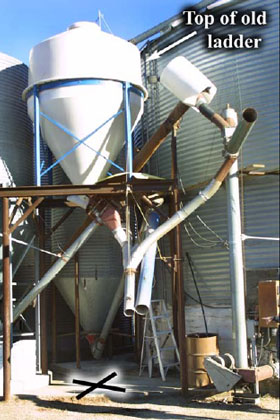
[139,299,180,381]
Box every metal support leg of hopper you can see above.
[2,197,11,400]
[39,209,48,374]
[33,85,42,372]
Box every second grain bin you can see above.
[0,52,34,287]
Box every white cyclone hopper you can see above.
[23,22,147,185]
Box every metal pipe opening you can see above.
[242,107,258,123]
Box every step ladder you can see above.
[139,299,180,381]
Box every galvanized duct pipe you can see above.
[227,159,248,368]
[134,211,160,316]
[13,220,98,321]
[124,109,257,315]
[91,275,125,360]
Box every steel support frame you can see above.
[29,78,144,179]
[1,79,141,391]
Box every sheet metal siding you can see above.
[0,53,34,287]
[0,52,33,186]
[141,0,279,304]
[50,166,123,331]
[242,175,279,269]
[145,0,279,184]
[51,165,122,279]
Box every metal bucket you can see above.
[186,333,219,388]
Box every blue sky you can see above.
[1,0,199,65]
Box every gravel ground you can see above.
[0,391,279,420]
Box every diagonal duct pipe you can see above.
[124,108,257,315]
[13,220,98,321]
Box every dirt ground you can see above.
[0,390,279,420]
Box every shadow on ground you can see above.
[13,394,225,420]
[127,391,280,416]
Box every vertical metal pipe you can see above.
[33,85,41,187]
[51,283,57,364]
[227,160,248,368]
[2,197,11,400]
[169,200,178,344]
[171,126,188,393]
[33,84,42,372]
[74,253,81,368]
[123,82,133,180]
[123,81,133,314]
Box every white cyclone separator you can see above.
[160,56,217,106]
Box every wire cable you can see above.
[186,252,208,335]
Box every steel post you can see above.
[171,126,188,393]
[39,210,48,374]
[33,85,42,372]
[123,82,133,180]
[227,160,248,368]
[2,197,11,400]
[33,85,41,187]
[74,253,81,368]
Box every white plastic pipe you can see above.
[227,160,248,368]
[135,211,160,316]
[124,179,222,310]
[13,221,98,322]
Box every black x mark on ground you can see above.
[73,372,126,400]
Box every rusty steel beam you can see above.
[9,197,44,234]
[0,179,173,199]
[45,208,75,238]
[2,197,11,401]
[133,102,190,172]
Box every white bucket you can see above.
[160,56,217,106]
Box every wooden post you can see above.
[39,209,48,374]
[51,283,57,364]
[2,197,11,400]
[74,253,80,368]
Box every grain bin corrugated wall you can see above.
[139,0,279,305]
[0,52,34,285]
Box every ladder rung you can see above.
[150,314,168,320]
[159,346,177,352]
[163,362,180,368]
[156,330,171,336]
